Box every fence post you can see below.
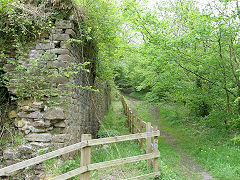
[124,100,127,115]
[131,113,134,134]
[135,117,138,134]
[146,122,152,169]
[140,119,143,148]
[80,134,92,180]
[128,108,131,132]
[124,102,126,115]
[153,126,159,172]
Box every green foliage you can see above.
[116,0,240,134]
[230,134,240,145]
[59,160,80,174]
[73,0,123,84]
[0,0,52,52]
[201,110,236,129]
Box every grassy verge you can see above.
[133,98,240,180]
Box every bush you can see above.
[202,110,235,129]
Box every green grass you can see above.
[0,133,24,149]
[132,98,240,180]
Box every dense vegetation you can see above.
[114,0,240,142]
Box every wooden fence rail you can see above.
[0,132,160,180]
[0,96,160,179]
[120,95,160,169]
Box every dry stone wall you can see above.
[1,20,110,177]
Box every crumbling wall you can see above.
[1,20,110,177]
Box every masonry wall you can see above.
[1,20,110,177]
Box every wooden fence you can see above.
[0,96,160,179]
[120,95,160,169]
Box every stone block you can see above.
[9,110,17,119]
[25,133,52,142]
[52,134,70,143]
[51,127,66,134]
[24,129,31,135]
[22,106,39,112]
[15,118,28,128]
[54,121,66,128]
[17,112,28,118]
[29,50,45,57]
[52,34,70,41]
[18,99,35,107]
[65,29,76,37]
[33,101,44,109]
[60,41,72,49]
[3,148,20,160]
[46,48,69,55]
[47,60,69,69]
[32,120,51,128]
[55,20,74,29]
[27,111,43,119]
[51,29,63,34]
[58,54,71,61]
[43,107,65,120]
[18,144,34,154]
[30,142,50,148]
[29,126,53,133]
[36,42,54,50]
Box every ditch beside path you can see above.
[125,95,213,180]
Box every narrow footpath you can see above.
[125,95,213,180]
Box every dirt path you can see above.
[126,95,213,180]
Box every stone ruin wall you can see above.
[0,20,110,174]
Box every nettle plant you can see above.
[3,51,91,102]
